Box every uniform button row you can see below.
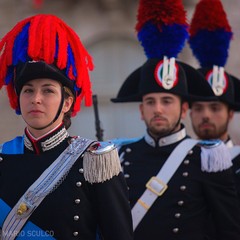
[126,148,131,153]
[73,232,79,236]
[188,150,193,155]
[180,185,186,191]
[175,213,181,218]
[173,228,179,233]
[183,159,190,165]
[177,200,184,206]
[76,181,82,187]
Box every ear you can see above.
[63,96,74,113]
[139,103,144,120]
[181,101,189,120]
[228,109,234,121]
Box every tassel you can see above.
[200,140,232,172]
[83,147,122,184]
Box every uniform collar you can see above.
[144,127,187,147]
[24,123,69,154]
[225,137,234,148]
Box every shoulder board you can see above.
[199,140,232,172]
[198,139,222,148]
[88,141,116,155]
[83,141,122,184]
[110,137,141,149]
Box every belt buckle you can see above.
[146,176,168,196]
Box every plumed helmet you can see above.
[0,14,94,116]
[111,0,209,103]
[188,0,239,110]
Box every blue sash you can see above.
[0,137,55,239]
[0,199,55,239]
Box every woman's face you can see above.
[19,78,73,137]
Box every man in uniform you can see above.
[188,0,240,199]
[111,0,240,239]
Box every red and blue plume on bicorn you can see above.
[0,14,94,116]
[136,0,189,59]
[189,0,233,68]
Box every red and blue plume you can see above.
[136,0,189,59]
[0,14,94,116]
[189,0,233,68]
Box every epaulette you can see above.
[83,141,122,184]
[198,140,232,172]
[110,137,141,150]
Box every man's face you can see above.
[190,101,234,140]
[140,92,188,139]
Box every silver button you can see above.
[175,213,181,218]
[182,172,189,177]
[173,228,179,233]
[73,232,79,236]
[74,215,79,221]
[177,200,184,206]
[124,174,130,178]
[76,182,82,187]
[124,161,130,166]
[180,185,186,191]
[0,157,3,162]
[188,150,193,155]
[183,159,190,165]
[126,148,131,153]
[79,168,84,173]
[75,199,81,204]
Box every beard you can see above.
[193,121,228,140]
[147,117,180,139]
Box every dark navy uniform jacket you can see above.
[118,126,240,240]
[226,138,240,201]
[0,124,133,240]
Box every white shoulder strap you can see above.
[2,137,94,240]
[131,138,199,231]
[229,146,240,160]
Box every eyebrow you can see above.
[23,83,57,88]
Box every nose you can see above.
[154,102,163,113]
[31,91,42,104]
[201,108,211,120]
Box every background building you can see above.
[0,0,240,143]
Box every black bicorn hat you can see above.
[111,67,141,103]
[188,0,240,111]
[111,59,214,104]
[231,74,240,111]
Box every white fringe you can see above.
[83,148,122,184]
[201,141,232,172]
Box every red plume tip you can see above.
[190,0,232,36]
[136,0,187,32]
